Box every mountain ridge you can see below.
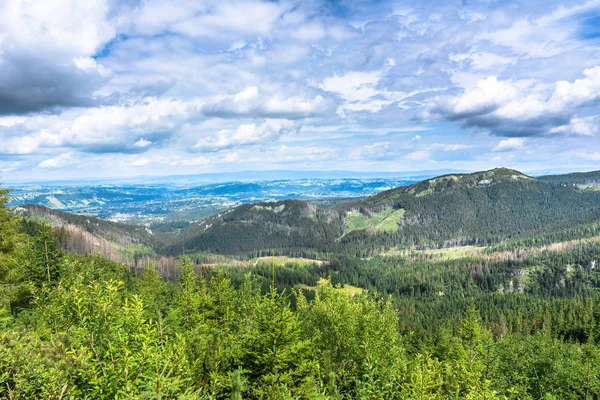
[16,167,600,258]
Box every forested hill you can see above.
[352,167,534,209]
[18,168,600,257]
[163,200,345,256]
[340,167,600,251]
[538,169,600,186]
[15,204,158,249]
[162,167,600,256]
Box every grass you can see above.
[577,184,600,191]
[381,245,485,261]
[253,256,324,267]
[120,243,156,255]
[346,208,405,233]
[415,246,484,260]
[295,283,364,296]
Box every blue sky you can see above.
[1,0,600,181]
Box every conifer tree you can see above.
[0,184,21,281]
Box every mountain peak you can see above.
[403,167,533,198]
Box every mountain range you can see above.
[17,168,600,265]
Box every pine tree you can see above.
[0,185,22,281]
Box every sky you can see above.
[1,0,600,181]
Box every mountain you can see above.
[538,169,600,187]
[21,168,600,257]
[5,168,465,185]
[156,168,600,255]
[14,204,180,272]
[15,204,158,246]
[6,177,417,224]
[163,200,345,255]
[339,167,600,249]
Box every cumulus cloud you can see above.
[3,0,600,179]
[0,0,118,114]
[195,119,299,152]
[39,152,75,169]
[134,138,153,148]
[202,87,329,119]
[131,157,150,166]
[435,67,600,137]
[0,99,197,154]
[550,116,598,136]
[493,138,527,152]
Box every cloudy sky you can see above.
[1,0,600,181]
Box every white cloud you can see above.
[171,156,211,166]
[0,161,22,173]
[319,70,438,117]
[3,0,600,179]
[449,52,515,70]
[320,71,382,104]
[134,138,153,148]
[203,86,328,119]
[441,76,521,118]
[494,138,527,152]
[433,143,475,151]
[171,1,287,39]
[39,152,74,168]
[196,119,298,151]
[132,157,150,166]
[0,98,196,154]
[267,145,335,162]
[437,67,600,136]
[560,151,600,161]
[0,0,117,113]
[404,150,431,161]
[550,116,598,136]
[293,22,326,42]
[476,1,600,58]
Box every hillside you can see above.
[539,169,600,189]
[5,175,600,399]
[15,204,179,274]
[16,204,158,247]
[339,168,600,250]
[23,168,600,257]
[163,199,345,255]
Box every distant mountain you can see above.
[538,170,600,186]
[6,177,418,224]
[5,169,466,185]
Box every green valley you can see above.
[4,168,600,398]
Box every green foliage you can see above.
[6,179,600,398]
[345,208,405,233]
[0,186,24,281]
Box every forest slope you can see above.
[167,168,600,255]
[19,168,600,257]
